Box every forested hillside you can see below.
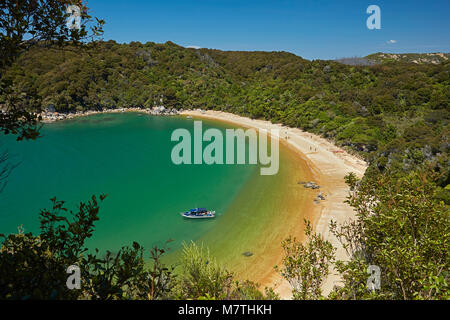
[3,41,449,186]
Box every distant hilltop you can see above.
[366,52,449,65]
[334,52,449,66]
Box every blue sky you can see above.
[87,0,450,60]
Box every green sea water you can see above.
[0,113,311,280]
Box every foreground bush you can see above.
[329,167,449,300]
[175,241,278,300]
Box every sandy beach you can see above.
[181,110,368,299]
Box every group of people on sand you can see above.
[284,130,318,152]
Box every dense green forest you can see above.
[3,41,449,183]
[1,39,449,299]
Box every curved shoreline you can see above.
[40,108,368,298]
[181,110,368,299]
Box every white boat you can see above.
[181,208,216,219]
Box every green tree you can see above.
[0,195,177,300]
[177,241,234,299]
[275,220,335,300]
[176,241,277,300]
[330,169,449,300]
[0,0,104,140]
[0,195,106,299]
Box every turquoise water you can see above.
[0,113,257,253]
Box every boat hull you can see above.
[180,211,216,219]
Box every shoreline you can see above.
[180,110,368,299]
[39,107,180,123]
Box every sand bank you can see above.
[181,110,367,299]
